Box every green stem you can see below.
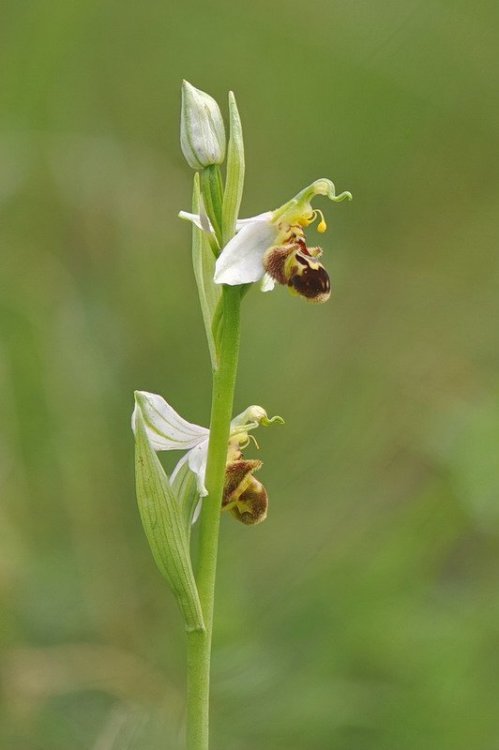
[186,285,241,750]
[200,165,224,248]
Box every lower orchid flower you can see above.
[132,391,283,521]
[179,178,351,302]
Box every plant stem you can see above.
[200,165,224,247]
[186,285,241,750]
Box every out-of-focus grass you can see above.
[1,1,498,748]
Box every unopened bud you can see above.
[181,80,226,170]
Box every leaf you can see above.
[222,91,245,246]
[134,407,204,632]
[192,173,221,370]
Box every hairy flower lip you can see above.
[132,391,282,503]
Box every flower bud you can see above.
[180,80,226,170]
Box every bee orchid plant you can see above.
[132,80,351,750]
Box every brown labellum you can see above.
[263,237,331,303]
[289,252,331,303]
[223,458,268,525]
[230,478,268,525]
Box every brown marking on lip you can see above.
[223,459,263,505]
[289,263,331,302]
[263,243,297,285]
[230,478,268,525]
[264,236,330,303]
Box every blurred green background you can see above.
[1,0,498,748]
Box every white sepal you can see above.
[186,441,209,497]
[179,210,271,234]
[261,273,276,292]
[214,215,275,285]
[132,391,208,451]
[178,210,212,232]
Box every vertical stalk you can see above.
[186,285,241,750]
[200,165,224,247]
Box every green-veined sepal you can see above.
[134,404,205,632]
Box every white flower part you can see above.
[260,273,276,293]
[133,391,210,497]
[186,441,209,494]
[214,213,275,285]
[132,392,276,512]
[132,391,208,451]
[230,405,268,433]
[179,210,271,235]
[192,499,203,524]
[235,212,274,228]
[179,209,276,285]
[180,81,226,170]
[178,210,211,232]
[169,440,211,498]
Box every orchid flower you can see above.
[132,391,282,501]
[179,178,351,301]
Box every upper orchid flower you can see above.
[180,179,351,302]
[132,391,282,502]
